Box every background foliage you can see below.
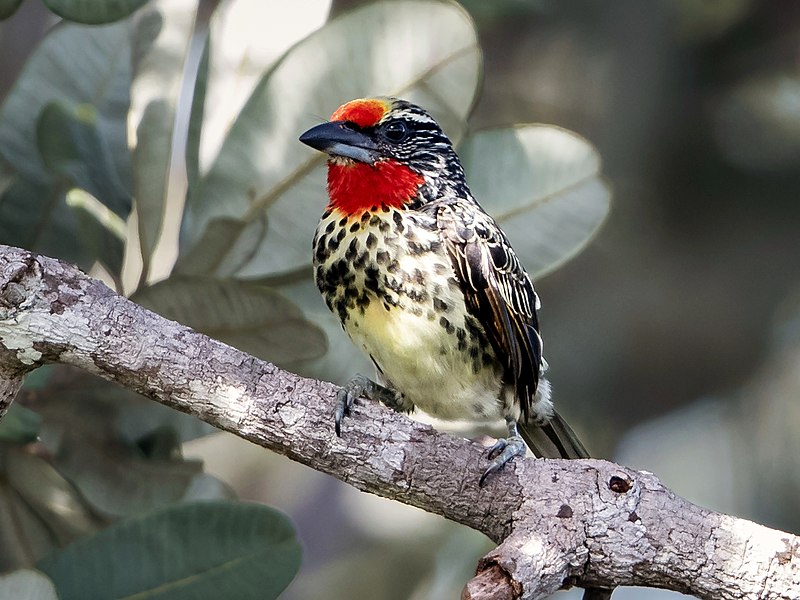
[0,0,798,599]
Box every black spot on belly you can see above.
[369,215,381,227]
[379,220,390,233]
[366,232,377,248]
[315,241,329,263]
[325,220,335,233]
[433,298,448,312]
[353,252,368,269]
[392,211,404,232]
[439,316,455,335]
[349,221,361,233]
[408,241,426,255]
[376,250,389,264]
[364,266,380,292]
[345,239,359,260]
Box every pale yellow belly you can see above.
[345,298,505,421]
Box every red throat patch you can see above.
[330,98,390,128]
[327,160,424,215]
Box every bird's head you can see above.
[299,97,467,215]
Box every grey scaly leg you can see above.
[479,416,527,487]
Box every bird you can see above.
[299,97,590,486]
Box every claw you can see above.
[334,387,358,437]
[334,374,408,436]
[479,417,528,487]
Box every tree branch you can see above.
[0,244,797,600]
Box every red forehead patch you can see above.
[330,98,389,128]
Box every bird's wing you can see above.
[435,200,543,422]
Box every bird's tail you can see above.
[518,409,590,459]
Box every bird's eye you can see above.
[381,121,408,143]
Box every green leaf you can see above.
[63,189,126,275]
[192,0,331,177]
[459,125,611,278]
[0,404,41,443]
[174,214,267,277]
[0,21,132,266]
[52,430,204,519]
[36,101,132,217]
[37,501,302,600]
[0,0,24,20]
[0,20,132,190]
[184,35,208,197]
[43,0,149,24]
[132,275,326,368]
[180,0,481,279]
[0,446,104,571]
[0,177,95,269]
[0,569,59,600]
[129,1,197,282]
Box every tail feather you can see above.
[518,410,589,459]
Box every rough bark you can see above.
[0,244,798,600]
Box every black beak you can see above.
[299,121,381,164]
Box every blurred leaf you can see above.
[38,501,302,600]
[0,20,132,189]
[180,0,481,279]
[0,569,59,600]
[670,0,753,42]
[0,160,13,196]
[0,446,104,571]
[195,0,331,176]
[64,189,126,274]
[0,404,41,443]
[0,177,96,269]
[21,365,57,391]
[43,0,149,24]
[0,21,132,266]
[37,101,131,217]
[181,473,236,502]
[459,125,610,278]
[33,102,130,274]
[132,275,326,368]
[714,71,800,171]
[174,214,267,277]
[30,368,215,446]
[184,33,208,196]
[0,0,24,20]
[129,0,197,282]
[52,431,203,519]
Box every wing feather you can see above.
[435,201,543,422]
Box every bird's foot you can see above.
[479,434,527,487]
[334,374,409,436]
